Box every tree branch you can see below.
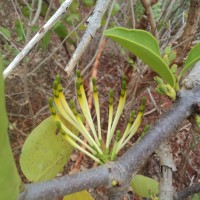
[140,0,158,38]
[18,62,200,200]
[156,143,176,200]
[64,0,111,75]
[18,165,111,200]
[175,0,200,65]
[3,0,73,79]
[174,183,200,200]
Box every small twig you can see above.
[64,0,111,75]
[27,7,93,76]
[26,0,36,42]
[3,0,73,79]
[44,0,54,22]
[174,182,200,200]
[129,0,136,28]
[140,0,158,38]
[82,0,117,74]
[29,0,42,26]
[147,87,162,115]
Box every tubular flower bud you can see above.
[49,72,146,164]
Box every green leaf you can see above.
[0,53,20,200]
[20,116,78,182]
[53,22,68,39]
[69,1,80,12]
[41,31,51,49]
[111,3,120,16]
[65,13,80,25]
[130,175,159,198]
[192,193,200,200]
[15,20,25,41]
[104,27,175,87]
[179,43,200,79]
[82,0,95,7]
[21,5,31,18]
[63,190,94,200]
[0,26,11,39]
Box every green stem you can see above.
[110,130,121,160]
[62,131,102,164]
[56,120,97,155]
[115,110,136,153]
[70,100,103,155]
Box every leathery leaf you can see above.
[20,116,78,182]
[104,27,175,87]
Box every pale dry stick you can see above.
[26,0,54,60]
[82,0,117,74]
[140,0,158,38]
[44,0,54,22]
[73,38,106,172]
[157,0,176,39]
[22,0,32,10]
[65,0,111,75]
[156,143,177,200]
[147,87,162,115]
[162,0,176,22]
[27,7,94,76]
[173,32,200,50]
[29,0,42,26]
[3,0,73,79]
[26,0,36,42]
[129,0,136,29]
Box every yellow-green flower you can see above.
[48,71,146,164]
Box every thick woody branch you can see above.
[174,183,200,200]
[3,0,73,79]
[176,0,200,64]
[18,165,111,200]
[64,0,111,75]
[18,62,200,200]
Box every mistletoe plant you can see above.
[48,71,146,164]
[104,27,200,101]
[19,70,160,199]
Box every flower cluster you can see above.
[48,71,146,164]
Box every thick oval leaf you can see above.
[63,190,94,200]
[131,175,159,197]
[20,116,77,182]
[179,43,200,78]
[104,27,175,87]
[0,55,20,200]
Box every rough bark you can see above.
[175,0,200,65]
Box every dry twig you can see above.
[3,0,73,79]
